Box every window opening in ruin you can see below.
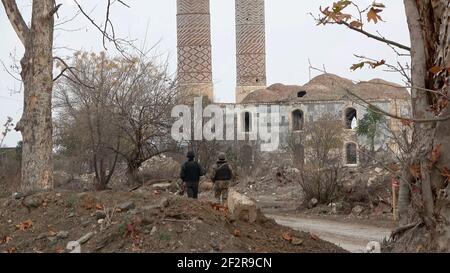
[345,108,357,129]
[292,110,304,131]
[297,91,307,98]
[243,112,251,133]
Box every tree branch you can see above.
[1,0,30,46]
[337,20,411,51]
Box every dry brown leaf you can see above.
[282,231,293,242]
[350,20,363,29]
[15,220,33,231]
[8,247,17,253]
[1,236,13,245]
[310,234,320,241]
[431,144,442,164]
[409,164,421,178]
[429,66,444,74]
[367,7,383,23]
[234,229,241,237]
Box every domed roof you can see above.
[241,73,410,103]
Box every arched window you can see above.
[344,107,357,129]
[345,142,358,165]
[242,111,252,133]
[292,110,304,131]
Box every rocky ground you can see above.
[235,164,397,223]
[0,185,346,253]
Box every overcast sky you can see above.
[0,0,410,147]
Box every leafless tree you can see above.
[107,54,180,184]
[296,117,345,205]
[1,0,129,193]
[54,52,121,190]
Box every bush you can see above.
[299,165,343,205]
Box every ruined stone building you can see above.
[176,0,411,168]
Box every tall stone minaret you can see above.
[177,0,214,101]
[235,0,267,103]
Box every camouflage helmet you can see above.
[218,152,226,161]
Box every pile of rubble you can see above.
[0,189,346,253]
[304,165,396,219]
[234,166,303,213]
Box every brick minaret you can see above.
[235,0,267,103]
[177,0,214,101]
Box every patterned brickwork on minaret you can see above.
[235,0,267,103]
[177,0,214,101]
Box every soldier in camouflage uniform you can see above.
[211,153,234,204]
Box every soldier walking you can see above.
[211,153,234,204]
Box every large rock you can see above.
[118,201,135,212]
[227,189,258,223]
[53,171,73,188]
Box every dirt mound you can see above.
[0,190,345,253]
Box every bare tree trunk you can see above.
[2,0,56,192]
[401,0,450,250]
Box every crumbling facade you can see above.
[177,0,214,100]
[175,1,412,169]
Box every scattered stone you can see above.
[57,231,69,239]
[47,236,58,246]
[36,233,48,240]
[141,216,155,226]
[77,232,94,244]
[12,192,23,200]
[331,202,343,214]
[94,210,107,220]
[374,167,383,174]
[81,219,91,227]
[227,189,258,223]
[66,241,81,253]
[118,201,135,212]
[308,198,319,209]
[152,183,172,191]
[291,237,304,246]
[23,196,42,208]
[352,205,365,215]
[127,209,139,216]
[67,212,75,218]
[98,219,105,225]
[2,199,11,207]
[150,226,157,236]
[366,241,381,253]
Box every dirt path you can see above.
[267,214,392,253]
